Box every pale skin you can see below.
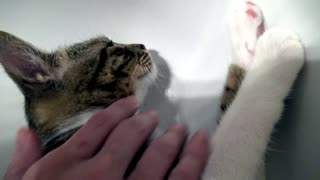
[4,96,209,180]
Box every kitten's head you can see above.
[0,31,157,152]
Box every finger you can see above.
[4,128,42,180]
[168,130,209,180]
[94,111,158,175]
[61,96,139,159]
[129,123,187,180]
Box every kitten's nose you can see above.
[131,44,146,50]
[139,44,146,50]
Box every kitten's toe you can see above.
[254,28,304,70]
[229,1,265,70]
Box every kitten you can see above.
[0,33,157,152]
[0,1,304,179]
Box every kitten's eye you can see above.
[107,41,114,47]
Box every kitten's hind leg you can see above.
[220,1,265,115]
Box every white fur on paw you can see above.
[229,1,265,70]
[253,28,304,70]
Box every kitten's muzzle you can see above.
[134,51,152,78]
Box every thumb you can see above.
[4,128,42,180]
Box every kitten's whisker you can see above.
[152,80,162,90]
[155,69,166,78]
[129,65,139,88]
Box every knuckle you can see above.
[70,139,95,158]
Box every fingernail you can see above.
[126,96,140,109]
[147,110,158,118]
[194,130,209,142]
[139,111,158,126]
[172,122,186,130]
[170,122,188,134]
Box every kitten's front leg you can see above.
[202,28,305,180]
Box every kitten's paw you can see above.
[229,1,265,69]
[253,28,305,70]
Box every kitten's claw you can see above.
[229,1,265,69]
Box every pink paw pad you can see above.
[246,9,257,18]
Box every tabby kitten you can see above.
[0,1,304,180]
[0,31,157,152]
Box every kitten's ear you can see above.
[0,31,54,92]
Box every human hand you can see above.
[4,96,209,180]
